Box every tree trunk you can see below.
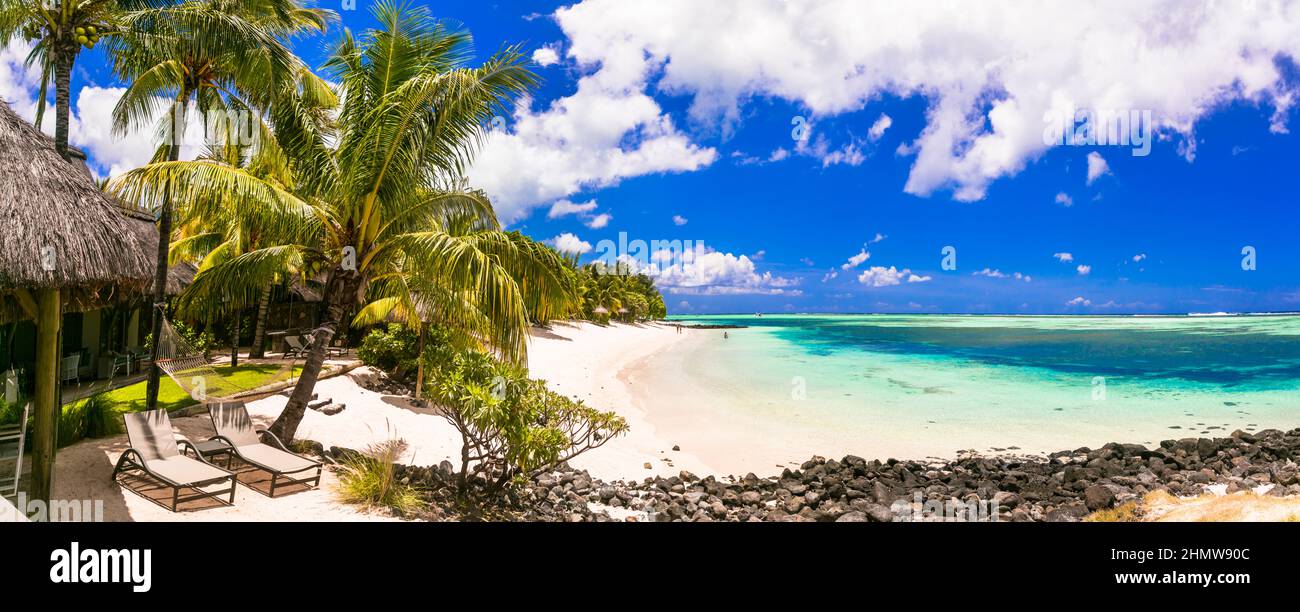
[268,269,361,441]
[144,99,189,411]
[53,47,75,159]
[414,323,425,400]
[249,283,272,359]
[30,288,61,504]
[229,310,241,368]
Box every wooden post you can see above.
[30,287,61,504]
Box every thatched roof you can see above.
[0,99,158,321]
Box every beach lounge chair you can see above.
[1,403,29,500]
[112,409,237,511]
[207,402,322,497]
[284,335,309,358]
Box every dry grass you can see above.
[1142,489,1300,522]
[1085,501,1141,522]
[335,439,423,515]
[1083,489,1300,522]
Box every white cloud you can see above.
[768,147,790,162]
[467,6,725,224]
[532,45,561,67]
[548,198,612,228]
[1053,252,1074,263]
[533,0,1300,203]
[1067,296,1091,306]
[857,266,927,288]
[654,251,799,295]
[1132,253,1147,262]
[1076,264,1091,275]
[973,268,1032,282]
[1086,151,1110,185]
[869,232,887,244]
[1054,192,1073,207]
[841,249,871,269]
[549,232,594,254]
[672,214,688,226]
[868,113,893,141]
[548,199,599,218]
[822,270,838,282]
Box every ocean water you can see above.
[641,315,1300,470]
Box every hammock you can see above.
[155,317,298,403]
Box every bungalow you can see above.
[0,99,160,501]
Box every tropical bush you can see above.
[57,393,122,448]
[356,325,421,380]
[424,346,628,491]
[336,439,423,515]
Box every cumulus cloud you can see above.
[1054,192,1073,207]
[672,214,688,226]
[1086,151,1110,185]
[548,232,594,254]
[548,199,599,218]
[869,233,887,244]
[547,198,612,228]
[1053,252,1074,263]
[524,0,1300,203]
[1076,264,1091,275]
[1067,296,1091,306]
[973,268,1032,282]
[654,251,799,295]
[841,249,871,269]
[1132,253,1147,262]
[857,266,928,287]
[532,45,561,67]
[868,114,893,141]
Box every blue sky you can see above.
[3,0,1299,315]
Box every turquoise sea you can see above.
[641,315,1300,470]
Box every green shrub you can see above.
[424,346,629,491]
[357,324,421,380]
[336,439,423,515]
[57,393,122,448]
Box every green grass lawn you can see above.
[99,364,303,413]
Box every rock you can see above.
[991,491,1021,509]
[643,462,653,470]
[672,445,681,451]
[836,511,869,522]
[1084,485,1116,510]
[740,491,763,505]
[320,403,346,415]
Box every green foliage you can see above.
[424,343,629,491]
[58,393,122,448]
[356,324,421,380]
[567,262,668,323]
[336,439,423,515]
[143,319,217,358]
[0,397,26,427]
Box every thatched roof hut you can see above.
[0,99,159,322]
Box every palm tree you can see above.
[112,1,554,441]
[0,0,157,158]
[108,0,333,411]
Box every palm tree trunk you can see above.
[53,47,75,159]
[249,283,272,359]
[268,269,361,441]
[144,98,189,411]
[414,323,425,400]
[229,310,241,368]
